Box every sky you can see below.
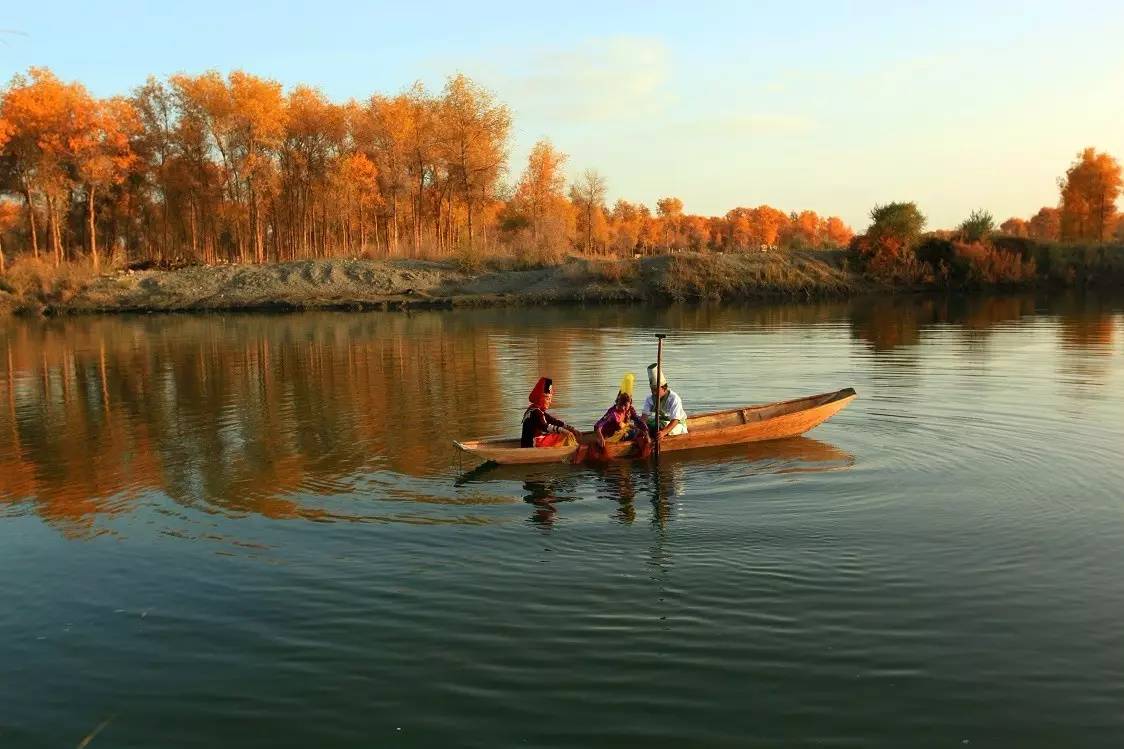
[4,0,1124,230]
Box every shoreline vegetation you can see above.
[1,67,1123,316]
[1,240,1121,317]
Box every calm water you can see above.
[2,295,1123,748]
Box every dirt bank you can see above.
[1,251,862,316]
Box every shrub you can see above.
[990,235,1036,260]
[1,257,100,310]
[958,209,995,242]
[952,241,1036,285]
[915,236,955,269]
[868,202,926,248]
[1032,242,1124,285]
[863,249,932,285]
[850,232,929,285]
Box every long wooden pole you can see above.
[654,334,665,460]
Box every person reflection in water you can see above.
[520,377,582,448]
[524,479,560,527]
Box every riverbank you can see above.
[0,251,861,316]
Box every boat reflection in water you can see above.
[456,436,855,528]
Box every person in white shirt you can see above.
[642,363,688,440]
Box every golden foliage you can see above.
[1059,148,1122,242]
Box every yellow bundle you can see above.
[619,372,635,398]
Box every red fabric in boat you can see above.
[533,432,570,448]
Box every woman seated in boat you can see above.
[593,374,649,448]
[521,377,582,448]
[642,363,688,439]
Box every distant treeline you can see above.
[0,67,854,273]
[848,148,1124,286]
[2,68,1122,284]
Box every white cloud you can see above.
[685,113,818,138]
[446,35,673,124]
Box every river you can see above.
[2,294,1123,748]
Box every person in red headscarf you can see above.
[521,377,582,448]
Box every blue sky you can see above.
[4,1,1123,230]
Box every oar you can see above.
[654,334,665,461]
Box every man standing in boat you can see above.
[643,363,688,440]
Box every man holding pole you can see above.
[643,362,688,442]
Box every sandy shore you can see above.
[1,251,861,316]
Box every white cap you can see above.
[647,363,667,389]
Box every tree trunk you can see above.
[586,204,593,254]
[46,195,61,267]
[358,202,366,254]
[414,174,424,257]
[87,186,100,271]
[22,184,39,259]
[189,200,198,261]
[345,209,352,256]
[160,186,169,265]
[467,198,475,250]
[391,194,399,256]
[1099,190,1107,242]
[249,179,264,264]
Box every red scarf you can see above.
[527,377,553,410]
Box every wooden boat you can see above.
[454,387,857,465]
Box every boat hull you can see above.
[454,387,856,466]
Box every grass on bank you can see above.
[0,257,103,314]
[2,239,1122,316]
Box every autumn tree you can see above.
[0,199,20,273]
[507,139,573,256]
[638,205,661,253]
[682,214,710,250]
[438,74,511,250]
[230,71,286,262]
[1027,207,1061,241]
[999,217,1029,237]
[278,85,346,257]
[570,169,608,254]
[788,209,820,247]
[725,207,752,249]
[656,196,683,248]
[402,82,437,254]
[608,199,642,255]
[1059,147,1122,241]
[357,94,412,254]
[171,70,286,263]
[0,119,13,271]
[0,65,912,270]
[515,140,567,240]
[132,77,180,261]
[73,97,139,269]
[823,216,853,246]
[752,205,788,247]
[0,68,94,262]
[334,151,380,254]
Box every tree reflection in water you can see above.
[3,295,1115,537]
[0,313,508,533]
